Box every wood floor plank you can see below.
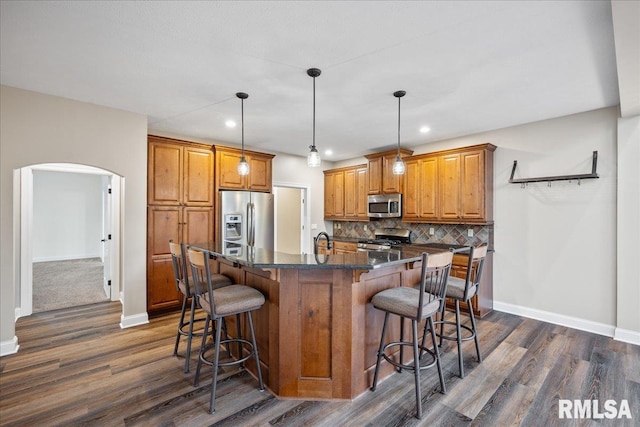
[1,301,637,426]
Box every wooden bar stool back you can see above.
[437,244,488,378]
[370,250,454,419]
[170,241,232,373]
[187,248,265,414]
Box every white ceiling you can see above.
[0,1,628,162]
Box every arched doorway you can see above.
[17,163,122,318]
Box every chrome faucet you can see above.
[314,231,332,254]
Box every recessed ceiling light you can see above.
[225,120,236,128]
[325,149,333,156]
[419,126,431,134]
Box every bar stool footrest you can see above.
[199,337,256,368]
[381,341,437,371]
[433,320,476,342]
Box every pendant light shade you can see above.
[392,90,406,175]
[307,68,322,167]
[236,92,250,176]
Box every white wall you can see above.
[0,85,148,355]
[32,171,103,262]
[616,114,640,341]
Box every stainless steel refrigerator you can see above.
[219,190,274,253]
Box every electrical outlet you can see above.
[311,223,317,230]
[467,228,474,237]
[337,223,341,229]
[364,225,368,231]
[429,227,435,235]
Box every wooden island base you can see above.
[210,257,425,400]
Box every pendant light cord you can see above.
[241,97,245,156]
[397,95,401,156]
[312,75,316,149]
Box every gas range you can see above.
[357,228,411,251]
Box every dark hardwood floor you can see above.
[1,302,638,426]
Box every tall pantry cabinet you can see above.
[147,135,215,314]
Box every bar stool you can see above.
[370,250,453,419]
[436,244,488,378]
[169,241,232,373]
[187,248,265,414]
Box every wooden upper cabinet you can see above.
[213,145,274,192]
[403,156,438,221]
[148,136,214,206]
[324,169,344,219]
[439,153,462,220]
[460,150,485,219]
[183,146,215,206]
[324,164,367,221]
[402,143,495,224]
[148,141,183,205]
[365,149,413,195]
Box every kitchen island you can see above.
[188,241,450,400]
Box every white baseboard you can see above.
[120,312,149,329]
[493,301,616,338]
[33,254,102,263]
[613,328,640,346]
[0,336,20,357]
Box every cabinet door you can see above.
[344,169,357,218]
[403,159,421,219]
[382,154,403,194]
[183,207,214,244]
[367,157,382,195]
[147,206,182,312]
[419,157,438,220]
[183,146,214,206]
[439,154,461,220]
[148,142,182,205]
[460,150,485,220]
[332,241,357,254]
[324,172,336,218]
[333,171,345,217]
[217,150,246,190]
[248,154,272,192]
[355,167,368,218]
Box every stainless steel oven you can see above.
[367,193,401,218]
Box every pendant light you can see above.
[307,68,322,167]
[236,92,250,176]
[392,90,406,175]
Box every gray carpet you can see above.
[32,258,109,313]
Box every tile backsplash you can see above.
[332,219,493,249]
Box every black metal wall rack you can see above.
[509,151,599,186]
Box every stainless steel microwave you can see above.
[367,193,402,218]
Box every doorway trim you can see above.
[273,182,311,254]
[17,163,122,319]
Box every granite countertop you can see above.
[187,241,452,270]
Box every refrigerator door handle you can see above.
[248,202,256,246]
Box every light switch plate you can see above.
[467,228,474,237]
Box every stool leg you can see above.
[455,299,464,378]
[209,315,224,414]
[428,316,446,394]
[236,313,243,364]
[371,312,390,392]
[468,298,482,363]
[194,314,210,387]
[398,316,405,372]
[184,296,197,373]
[173,295,188,357]
[246,311,265,391]
[412,319,422,419]
[438,303,446,347]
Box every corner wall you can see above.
[0,85,148,355]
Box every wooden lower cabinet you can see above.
[332,240,358,254]
[446,251,493,318]
[146,206,213,314]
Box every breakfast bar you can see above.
[188,241,452,400]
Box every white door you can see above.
[101,176,112,298]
